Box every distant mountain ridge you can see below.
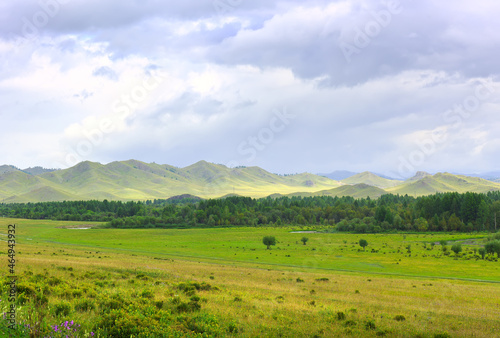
[0,165,58,176]
[0,160,342,203]
[1,160,499,202]
[318,170,358,181]
[341,171,401,189]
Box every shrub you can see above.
[15,283,36,297]
[365,320,376,330]
[177,281,212,294]
[54,301,72,317]
[176,300,201,313]
[74,299,95,312]
[183,314,223,335]
[141,290,154,299]
[478,247,486,259]
[485,240,500,257]
[337,312,346,320]
[98,309,145,337]
[228,322,239,334]
[344,320,357,327]
[394,315,406,321]
[434,333,451,338]
[376,329,389,336]
[47,276,63,286]
[72,289,83,298]
[451,243,462,255]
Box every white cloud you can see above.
[0,0,499,175]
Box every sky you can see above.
[1,0,499,178]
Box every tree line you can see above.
[1,191,500,232]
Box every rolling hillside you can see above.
[320,183,387,199]
[1,160,499,202]
[0,160,342,202]
[341,171,401,189]
[387,173,500,196]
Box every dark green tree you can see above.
[451,243,462,255]
[263,236,277,250]
[301,237,309,245]
[478,247,486,259]
[359,239,368,251]
[485,240,500,257]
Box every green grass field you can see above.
[1,218,499,337]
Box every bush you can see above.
[74,299,95,312]
[176,300,201,313]
[177,281,212,295]
[365,320,376,330]
[98,309,145,337]
[344,320,357,327]
[54,301,72,317]
[451,243,462,255]
[183,314,223,335]
[434,333,451,338]
[228,322,239,334]
[485,240,500,257]
[394,315,406,321]
[141,290,154,299]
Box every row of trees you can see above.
[1,191,500,232]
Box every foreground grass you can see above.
[1,218,499,337]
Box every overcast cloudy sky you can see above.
[1,0,499,178]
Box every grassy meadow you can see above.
[1,218,499,337]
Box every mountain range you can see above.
[1,161,499,203]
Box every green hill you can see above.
[0,160,342,202]
[286,183,387,199]
[318,183,387,199]
[341,171,401,189]
[387,173,500,196]
[2,161,500,202]
[0,165,20,175]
